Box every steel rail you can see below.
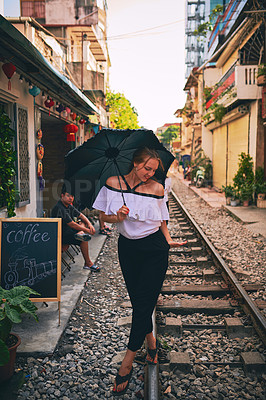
[171,190,266,346]
[145,310,159,400]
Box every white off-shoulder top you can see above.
[92,184,169,239]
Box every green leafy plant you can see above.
[254,166,266,194]
[233,153,254,190]
[239,182,254,201]
[232,153,254,203]
[213,104,226,123]
[222,184,234,198]
[231,187,240,201]
[0,111,17,217]
[257,64,266,77]
[194,5,223,38]
[0,286,40,366]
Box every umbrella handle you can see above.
[114,160,127,206]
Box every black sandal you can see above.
[112,367,133,396]
[146,340,159,365]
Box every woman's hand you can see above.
[117,205,129,222]
[168,240,187,248]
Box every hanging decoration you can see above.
[79,118,86,124]
[56,103,64,114]
[2,62,16,90]
[37,160,43,177]
[29,86,41,97]
[36,143,44,160]
[75,115,81,122]
[29,86,41,106]
[44,98,54,116]
[39,176,45,191]
[64,123,78,142]
[36,129,43,140]
[62,109,68,118]
[70,112,77,121]
[92,125,99,135]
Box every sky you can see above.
[3,0,186,131]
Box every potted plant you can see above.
[255,183,266,200]
[239,182,254,206]
[230,188,240,207]
[222,184,234,205]
[254,167,266,200]
[257,64,266,86]
[0,285,40,382]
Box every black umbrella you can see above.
[64,128,175,210]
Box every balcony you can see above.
[205,64,262,110]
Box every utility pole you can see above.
[81,32,87,91]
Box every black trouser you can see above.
[118,229,169,352]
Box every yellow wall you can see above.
[222,49,238,75]
[212,125,227,188]
[227,114,249,184]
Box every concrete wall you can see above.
[46,0,76,25]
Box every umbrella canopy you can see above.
[64,128,175,210]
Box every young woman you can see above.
[93,147,186,396]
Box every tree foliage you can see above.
[106,90,140,130]
[159,126,180,147]
[194,5,223,38]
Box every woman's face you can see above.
[134,157,159,182]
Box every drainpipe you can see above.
[191,128,195,164]
[247,104,250,154]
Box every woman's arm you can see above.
[160,220,187,248]
[100,211,118,224]
[100,206,129,224]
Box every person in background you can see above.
[98,212,112,235]
[93,147,186,396]
[164,175,172,211]
[52,185,100,271]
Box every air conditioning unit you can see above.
[238,105,249,114]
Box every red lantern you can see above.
[79,118,86,124]
[67,134,76,141]
[2,62,16,90]
[70,112,77,121]
[63,123,78,141]
[44,98,54,116]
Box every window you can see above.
[16,105,30,206]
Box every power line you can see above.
[106,19,185,41]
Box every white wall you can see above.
[202,124,213,160]
[0,68,37,218]
[249,100,258,165]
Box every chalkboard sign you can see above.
[0,218,61,302]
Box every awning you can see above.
[0,15,99,116]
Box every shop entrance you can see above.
[41,112,72,216]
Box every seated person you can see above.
[51,185,100,271]
[98,211,112,235]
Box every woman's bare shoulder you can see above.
[106,176,120,189]
[146,179,164,196]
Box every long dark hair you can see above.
[129,147,164,172]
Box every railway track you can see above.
[144,192,266,400]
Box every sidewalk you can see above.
[14,221,107,356]
[171,172,266,239]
